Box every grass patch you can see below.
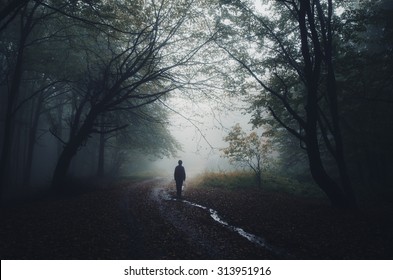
[190,171,325,198]
[262,173,324,197]
[190,171,257,190]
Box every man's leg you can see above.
[176,181,182,198]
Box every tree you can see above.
[221,123,271,188]
[335,0,393,199]
[49,0,213,190]
[215,0,357,208]
[0,0,63,197]
[94,102,180,177]
[0,0,213,201]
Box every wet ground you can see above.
[1,178,392,259]
[122,178,393,259]
[124,179,279,259]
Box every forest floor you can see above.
[1,177,392,259]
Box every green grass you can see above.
[261,172,324,197]
[190,171,325,198]
[190,171,257,190]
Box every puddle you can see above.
[165,194,292,258]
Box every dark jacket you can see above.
[174,165,186,182]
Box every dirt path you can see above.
[123,179,285,259]
[1,177,392,259]
[123,178,393,260]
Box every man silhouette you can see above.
[174,160,186,198]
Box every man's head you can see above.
[178,160,183,165]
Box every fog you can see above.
[148,95,261,179]
[1,0,392,211]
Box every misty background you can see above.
[149,96,259,178]
[1,0,392,209]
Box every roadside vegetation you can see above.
[189,171,325,199]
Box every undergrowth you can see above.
[189,171,324,198]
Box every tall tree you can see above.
[0,1,47,197]
[215,0,356,207]
[0,0,86,198]
[336,0,393,199]
[0,0,215,200]
[49,0,212,189]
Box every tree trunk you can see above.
[51,142,79,190]
[97,132,106,177]
[0,35,25,201]
[326,68,356,206]
[54,103,64,158]
[297,0,356,208]
[305,131,346,207]
[23,93,43,186]
[324,0,356,207]
[0,1,39,202]
[304,83,344,207]
[304,79,349,208]
[51,110,97,190]
[256,171,262,188]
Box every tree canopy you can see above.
[1,0,392,208]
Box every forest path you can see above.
[123,178,283,259]
[1,177,392,259]
[122,178,393,260]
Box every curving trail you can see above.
[152,185,292,258]
[123,178,286,259]
[1,177,391,259]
